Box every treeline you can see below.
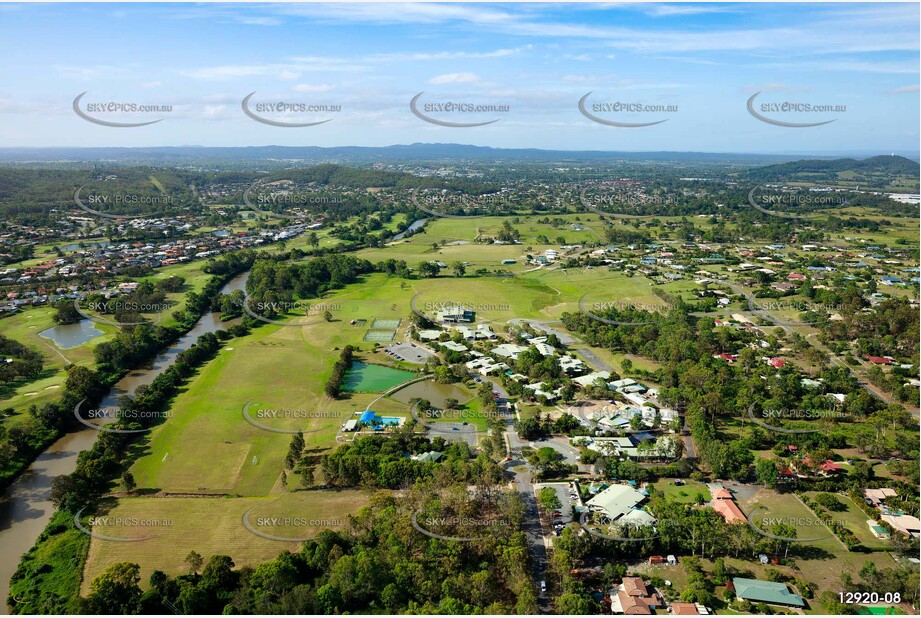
[324,346,354,398]
[0,364,102,491]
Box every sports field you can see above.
[370,318,401,329]
[363,329,396,342]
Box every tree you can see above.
[620,358,633,374]
[538,486,562,510]
[418,262,441,278]
[557,593,594,614]
[86,562,143,615]
[315,584,342,614]
[451,261,466,277]
[121,471,136,494]
[712,557,729,584]
[324,310,333,322]
[755,459,779,488]
[53,299,81,325]
[185,550,204,575]
[200,555,237,601]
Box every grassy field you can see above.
[653,479,711,504]
[738,488,844,554]
[80,491,370,593]
[803,492,891,551]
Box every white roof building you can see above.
[493,343,529,359]
[586,484,646,520]
[573,371,611,388]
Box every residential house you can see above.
[610,577,663,615]
[731,578,805,608]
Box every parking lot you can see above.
[534,481,581,537]
[383,342,435,364]
[426,421,479,447]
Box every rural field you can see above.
[81,490,371,593]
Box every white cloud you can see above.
[293,84,334,93]
[428,72,480,85]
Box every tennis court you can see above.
[363,330,396,342]
[371,318,402,329]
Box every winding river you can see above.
[0,271,249,612]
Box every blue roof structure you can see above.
[360,410,376,423]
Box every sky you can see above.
[0,2,918,154]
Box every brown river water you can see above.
[0,272,249,612]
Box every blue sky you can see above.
[0,2,918,154]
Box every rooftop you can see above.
[732,578,804,607]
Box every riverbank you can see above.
[0,268,251,613]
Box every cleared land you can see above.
[81,491,370,593]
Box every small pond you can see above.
[38,320,104,349]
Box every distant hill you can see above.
[751,154,919,179]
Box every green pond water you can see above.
[390,380,472,409]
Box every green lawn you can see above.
[653,479,711,504]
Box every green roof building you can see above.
[732,578,805,608]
